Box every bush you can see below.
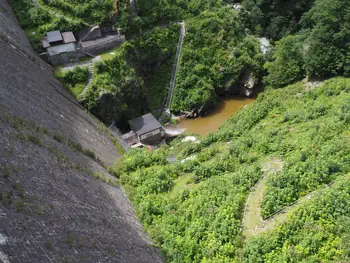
[83,148,96,159]
[264,35,305,87]
[9,0,51,28]
[63,67,89,87]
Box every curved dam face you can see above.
[0,0,163,262]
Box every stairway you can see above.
[79,64,94,99]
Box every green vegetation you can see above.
[172,10,264,112]
[9,0,115,37]
[63,67,89,87]
[244,177,350,262]
[27,134,42,146]
[56,67,89,99]
[9,0,86,51]
[2,165,10,178]
[242,0,315,40]
[67,138,98,161]
[119,78,350,262]
[43,0,115,25]
[8,0,350,261]
[260,0,350,86]
[84,24,179,124]
[9,0,51,29]
[10,0,350,115]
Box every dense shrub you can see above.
[264,35,305,87]
[63,67,89,87]
[263,0,350,85]
[9,0,51,28]
[171,10,265,112]
[244,179,350,262]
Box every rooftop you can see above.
[62,32,76,44]
[47,30,63,43]
[128,113,163,136]
[47,43,76,56]
[80,34,124,48]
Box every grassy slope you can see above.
[119,77,350,262]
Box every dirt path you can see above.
[243,175,268,237]
[242,158,284,238]
[243,157,347,238]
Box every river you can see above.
[177,97,255,136]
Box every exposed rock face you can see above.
[0,0,163,262]
[258,37,270,55]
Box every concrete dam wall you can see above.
[0,0,163,262]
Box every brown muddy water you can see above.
[178,97,255,136]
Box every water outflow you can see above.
[164,127,186,137]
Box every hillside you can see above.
[3,0,350,262]
[0,0,163,261]
[10,0,349,123]
[119,78,350,262]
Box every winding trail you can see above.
[243,158,284,238]
[60,56,101,99]
[243,158,349,238]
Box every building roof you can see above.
[47,30,63,43]
[47,43,76,56]
[62,32,76,43]
[128,113,163,136]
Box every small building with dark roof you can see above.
[41,30,77,57]
[128,113,165,145]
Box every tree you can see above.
[264,35,305,87]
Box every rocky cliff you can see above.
[0,0,163,261]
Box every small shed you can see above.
[128,113,165,145]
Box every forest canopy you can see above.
[259,0,350,86]
[10,0,350,114]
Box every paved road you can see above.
[60,56,101,72]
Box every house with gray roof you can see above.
[42,30,77,56]
[128,113,165,145]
